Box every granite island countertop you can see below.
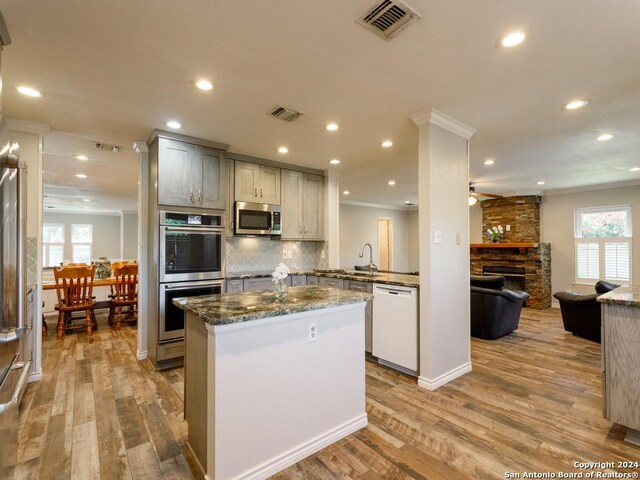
[173,285,372,326]
[597,286,640,307]
[226,269,420,288]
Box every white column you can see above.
[410,109,475,390]
[324,171,340,268]
[134,141,149,360]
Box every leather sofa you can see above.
[553,281,620,342]
[470,275,530,340]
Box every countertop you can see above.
[226,269,420,288]
[173,285,372,326]
[597,286,640,307]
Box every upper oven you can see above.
[235,202,281,236]
[159,211,225,282]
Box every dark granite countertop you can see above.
[173,285,372,326]
[597,286,640,307]
[226,270,419,288]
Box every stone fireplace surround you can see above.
[471,196,551,309]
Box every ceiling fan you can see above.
[468,183,502,206]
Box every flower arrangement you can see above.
[487,225,504,243]
[272,262,290,301]
[271,262,290,282]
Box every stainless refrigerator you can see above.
[0,132,30,478]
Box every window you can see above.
[43,224,64,267]
[71,224,93,264]
[574,206,632,285]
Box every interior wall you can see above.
[43,211,122,261]
[121,212,138,260]
[469,204,483,244]
[339,204,410,272]
[541,184,640,296]
[407,209,419,272]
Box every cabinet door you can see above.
[243,277,275,292]
[318,277,344,289]
[235,161,259,202]
[226,279,244,294]
[280,170,303,239]
[302,174,323,240]
[158,138,196,206]
[306,275,319,285]
[226,159,235,236]
[290,275,307,287]
[258,166,281,204]
[196,146,225,210]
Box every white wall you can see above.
[469,204,483,244]
[339,204,411,272]
[542,184,640,295]
[407,209,419,272]
[121,212,138,260]
[43,211,122,261]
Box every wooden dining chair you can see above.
[53,264,97,339]
[109,263,138,330]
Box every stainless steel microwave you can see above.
[235,202,281,235]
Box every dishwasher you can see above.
[372,284,418,374]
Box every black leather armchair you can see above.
[553,281,620,342]
[470,275,530,340]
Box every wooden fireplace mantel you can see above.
[470,242,539,253]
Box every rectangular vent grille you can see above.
[268,105,302,122]
[357,0,422,39]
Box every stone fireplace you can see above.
[471,196,551,309]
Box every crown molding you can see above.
[133,141,148,153]
[340,200,415,211]
[6,118,51,135]
[544,179,640,197]
[410,108,475,140]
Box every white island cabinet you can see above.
[174,286,370,480]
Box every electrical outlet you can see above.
[308,322,318,343]
[282,249,287,259]
[434,230,442,244]
[506,225,511,232]
[321,250,326,259]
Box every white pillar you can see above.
[133,141,149,360]
[410,109,475,390]
[325,171,340,268]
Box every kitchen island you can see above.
[174,286,371,480]
[598,286,640,447]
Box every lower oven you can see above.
[159,279,224,343]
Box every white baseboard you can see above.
[28,370,42,383]
[418,362,472,391]
[136,350,148,360]
[233,414,368,480]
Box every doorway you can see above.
[377,218,392,271]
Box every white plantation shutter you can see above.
[604,242,630,282]
[576,242,599,280]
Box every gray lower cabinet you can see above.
[242,277,275,292]
[290,275,306,287]
[345,280,373,353]
[318,277,344,289]
[226,279,243,294]
[306,275,319,285]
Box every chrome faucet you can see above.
[358,242,375,275]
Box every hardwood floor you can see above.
[15,309,640,479]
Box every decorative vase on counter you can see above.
[273,278,288,302]
[95,257,112,279]
[492,237,500,244]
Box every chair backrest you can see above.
[113,263,138,302]
[53,264,96,307]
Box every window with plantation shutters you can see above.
[574,206,632,285]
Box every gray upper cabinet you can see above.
[225,159,235,236]
[234,160,281,205]
[281,169,324,240]
[157,137,225,209]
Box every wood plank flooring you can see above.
[15,308,640,479]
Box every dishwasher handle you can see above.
[375,286,412,297]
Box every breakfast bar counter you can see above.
[174,286,371,480]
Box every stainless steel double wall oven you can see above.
[158,211,224,345]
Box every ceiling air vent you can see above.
[268,105,302,122]
[357,0,422,39]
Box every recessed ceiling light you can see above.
[195,80,213,91]
[277,146,289,154]
[499,31,526,48]
[329,159,341,165]
[75,174,87,179]
[17,86,43,97]
[388,180,396,186]
[75,155,89,161]
[84,207,90,210]
[565,99,589,110]
[381,140,393,148]
[596,133,613,141]
[630,167,640,172]
[166,120,182,129]
[484,159,495,165]
[326,123,339,131]
[536,181,545,185]
[82,198,90,202]
[343,190,350,195]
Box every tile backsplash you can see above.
[26,237,38,285]
[226,237,324,273]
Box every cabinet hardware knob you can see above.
[260,188,263,198]
[197,189,202,204]
[190,188,194,204]
[255,188,258,197]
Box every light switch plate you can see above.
[434,230,442,244]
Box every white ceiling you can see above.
[1,0,639,211]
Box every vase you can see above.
[273,278,288,302]
[492,237,500,244]
[95,257,112,279]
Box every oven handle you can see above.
[162,280,225,290]
[163,226,224,233]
